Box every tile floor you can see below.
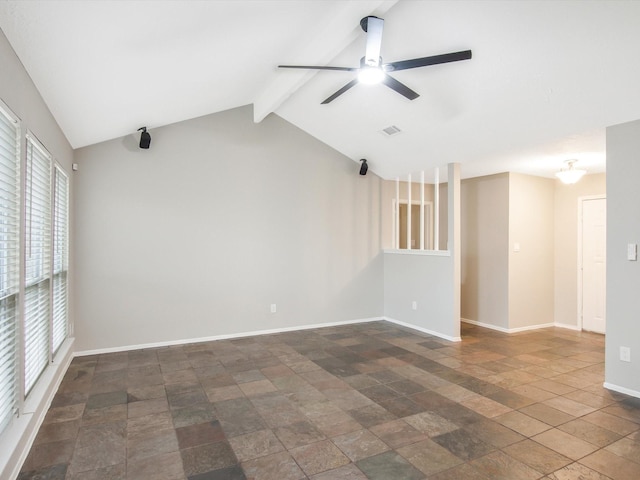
[17,321,640,480]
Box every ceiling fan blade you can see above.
[321,79,359,104]
[385,50,472,72]
[278,65,356,71]
[363,16,384,67]
[382,75,419,100]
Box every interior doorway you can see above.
[579,196,606,334]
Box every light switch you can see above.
[513,243,521,253]
[627,243,637,261]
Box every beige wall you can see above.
[508,173,555,329]
[460,173,510,329]
[554,173,606,328]
[460,172,556,332]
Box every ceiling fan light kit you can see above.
[358,66,385,85]
[278,15,472,104]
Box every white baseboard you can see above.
[461,318,510,333]
[0,338,74,480]
[70,316,589,357]
[384,317,461,342]
[554,323,581,331]
[74,317,385,357]
[76,315,470,357]
[461,318,575,334]
[603,382,640,399]
[509,322,555,333]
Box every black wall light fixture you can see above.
[138,127,151,149]
[359,159,368,175]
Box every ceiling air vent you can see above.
[381,125,402,137]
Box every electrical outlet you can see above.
[412,301,417,310]
[620,346,631,362]
[270,304,277,314]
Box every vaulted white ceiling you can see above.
[2,0,640,180]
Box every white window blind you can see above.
[0,101,71,438]
[23,134,51,395]
[0,102,20,434]
[52,166,68,354]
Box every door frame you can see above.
[577,194,606,331]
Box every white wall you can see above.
[605,119,640,396]
[0,28,75,480]
[73,105,384,352]
[554,173,606,328]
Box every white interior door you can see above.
[581,197,606,333]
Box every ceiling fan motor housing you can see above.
[360,16,381,32]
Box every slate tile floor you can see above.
[18,321,640,479]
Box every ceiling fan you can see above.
[279,16,472,104]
